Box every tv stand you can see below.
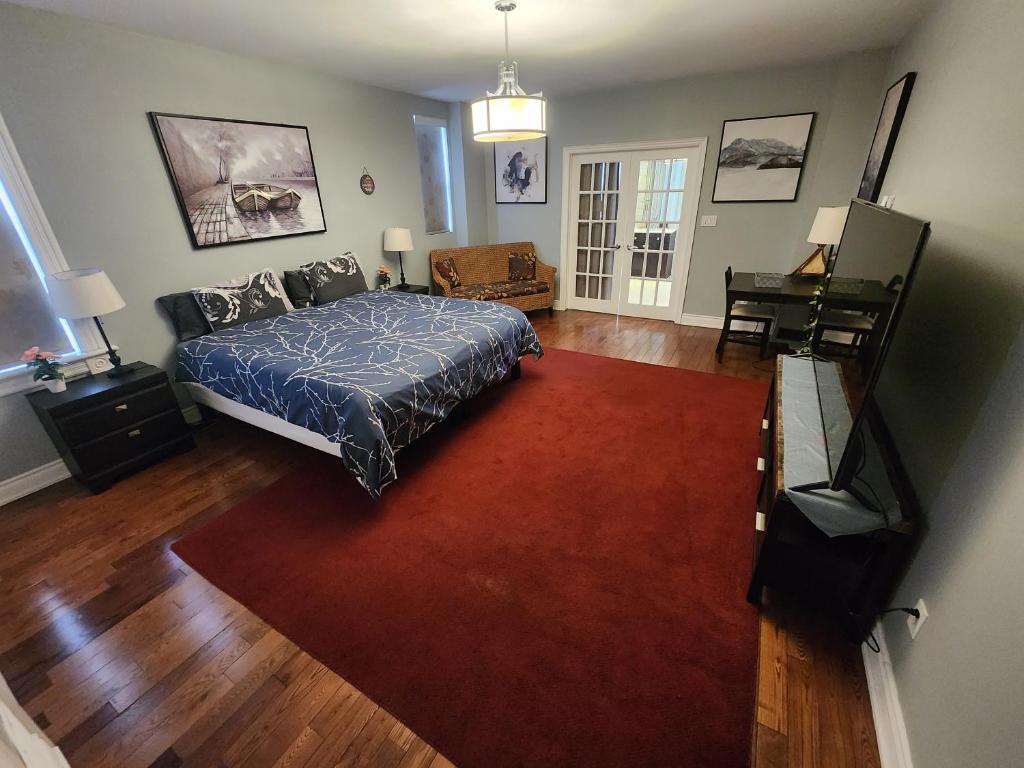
[747,356,916,642]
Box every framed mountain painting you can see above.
[712,112,815,202]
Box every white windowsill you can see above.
[0,348,115,398]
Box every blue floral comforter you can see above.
[177,290,543,497]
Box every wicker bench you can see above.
[429,242,556,315]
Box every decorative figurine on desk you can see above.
[376,265,392,290]
[21,347,65,393]
[791,205,848,279]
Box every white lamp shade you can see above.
[807,206,850,245]
[471,95,547,142]
[47,268,126,320]
[383,227,414,252]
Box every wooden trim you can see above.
[862,622,915,768]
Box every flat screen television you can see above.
[810,200,930,504]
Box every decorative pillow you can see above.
[283,270,314,309]
[299,252,368,304]
[156,291,211,342]
[508,251,537,281]
[191,268,294,330]
[435,257,462,290]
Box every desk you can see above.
[727,272,894,312]
[726,272,897,351]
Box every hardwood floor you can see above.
[0,310,879,767]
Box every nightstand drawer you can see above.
[75,409,187,476]
[57,383,178,445]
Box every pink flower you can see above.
[21,346,40,362]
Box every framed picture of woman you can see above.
[494,137,547,204]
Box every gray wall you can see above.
[870,0,1024,765]
[487,50,892,316]
[0,3,467,481]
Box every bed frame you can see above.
[182,360,521,456]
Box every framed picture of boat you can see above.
[149,112,327,249]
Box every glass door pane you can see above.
[570,156,622,306]
[626,157,687,311]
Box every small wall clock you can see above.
[359,168,375,195]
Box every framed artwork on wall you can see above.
[712,112,815,203]
[494,137,547,204]
[857,72,916,203]
[149,113,327,249]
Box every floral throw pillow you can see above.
[435,257,462,290]
[191,268,293,331]
[298,252,368,304]
[508,251,537,281]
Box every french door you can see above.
[566,143,704,321]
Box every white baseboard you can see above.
[679,313,758,332]
[862,622,914,768]
[552,299,564,311]
[0,459,70,507]
[679,313,723,328]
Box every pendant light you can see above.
[471,1,547,143]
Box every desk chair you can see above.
[813,274,903,359]
[813,309,874,358]
[717,266,777,362]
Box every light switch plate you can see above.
[699,215,718,227]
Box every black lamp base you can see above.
[106,362,144,379]
[92,316,137,378]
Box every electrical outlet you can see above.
[907,598,928,639]
[699,215,718,227]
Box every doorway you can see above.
[561,139,706,321]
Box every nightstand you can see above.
[388,283,430,296]
[26,363,195,493]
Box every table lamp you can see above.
[47,268,132,378]
[383,227,413,288]
[791,205,849,278]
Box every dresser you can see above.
[26,363,194,493]
[747,355,916,642]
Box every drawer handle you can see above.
[128,429,143,438]
[756,457,766,472]
[114,403,129,412]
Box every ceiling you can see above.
[11,0,933,101]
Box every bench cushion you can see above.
[450,279,550,302]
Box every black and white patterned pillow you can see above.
[191,268,294,330]
[299,252,368,304]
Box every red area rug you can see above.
[172,348,767,767]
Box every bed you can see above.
[177,290,543,497]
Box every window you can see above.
[0,111,92,383]
[413,116,453,235]
[0,183,78,372]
